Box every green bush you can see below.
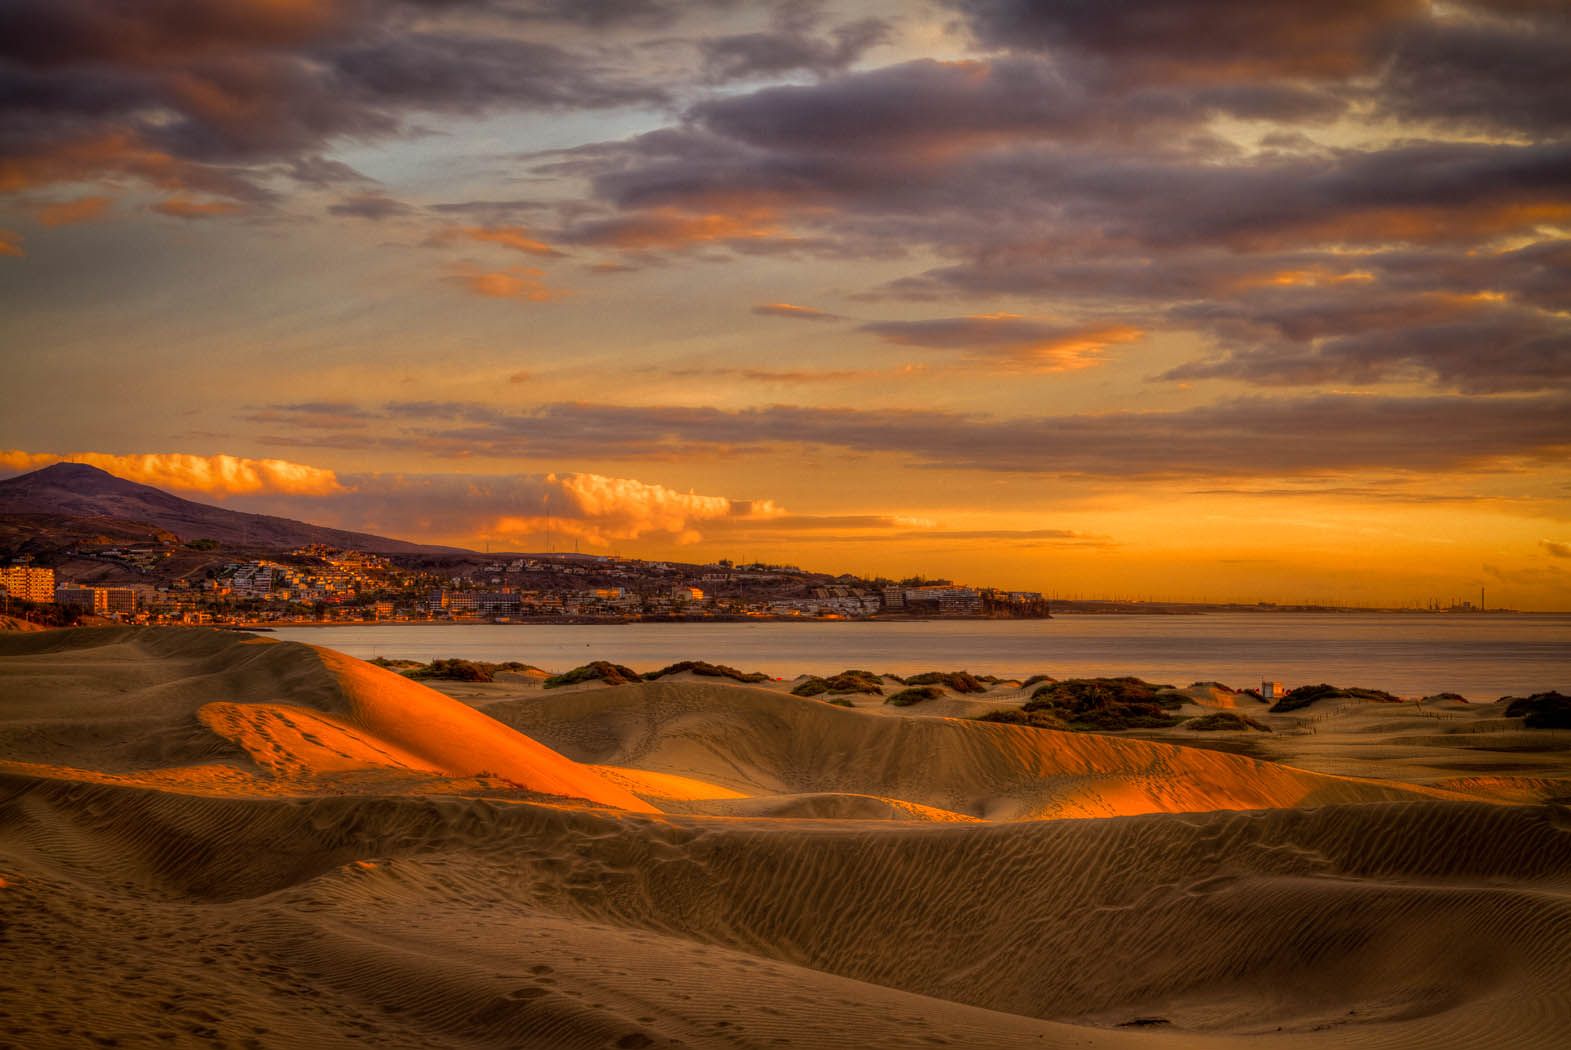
[977,708,1069,730]
[1502,691,1571,728]
[1269,683,1398,713]
[1020,676,1183,730]
[643,660,770,684]
[886,685,946,706]
[903,671,988,694]
[1185,711,1271,732]
[791,669,885,697]
[543,661,642,688]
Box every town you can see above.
[0,546,1051,626]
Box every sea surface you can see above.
[265,613,1570,699]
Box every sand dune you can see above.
[0,627,654,811]
[3,627,1569,1049]
[481,680,1462,819]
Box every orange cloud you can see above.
[151,198,248,220]
[574,206,781,250]
[34,195,114,227]
[0,229,21,258]
[446,264,566,301]
[0,450,344,496]
[457,226,561,256]
[488,472,784,547]
[753,302,842,322]
[0,132,254,202]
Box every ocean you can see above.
[264,613,1570,699]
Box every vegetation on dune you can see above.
[791,669,885,697]
[902,671,988,694]
[543,660,642,688]
[394,657,545,683]
[1269,683,1399,713]
[1502,692,1571,729]
[1189,680,1236,693]
[977,708,1069,730]
[1016,677,1185,730]
[643,660,770,684]
[1185,711,1272,732]
[1021,674,1056,689]
[825,697,855,707]
[1238,688,1265,701]
[886,685,947,706]
[1422,692,1469,703]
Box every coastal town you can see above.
[0,547,1051,626]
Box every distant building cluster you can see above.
[1,549,1049,626]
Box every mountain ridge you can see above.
[0,463,469,555]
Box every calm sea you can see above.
[264,614,1570,699]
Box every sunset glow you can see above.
[3,0,1569,609]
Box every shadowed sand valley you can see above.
[3,628,1569,1049]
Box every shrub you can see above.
[543,661,642,688]
[826,697,855,708]
[1185,712,1272,733]
[886,685,946,707]
[903,671,988,694]
[408,658,495,682]
[1021,674,1056,689]
[1422,692,1469,703]
[1269,683,1399,714]
[1502,691,1571,729]
[791,669,885,697]
[1020,676,1184,730]
[402,658,545,683]
[977,708,1069,730]
[1189,680,1236,693]
[643,660,770,684]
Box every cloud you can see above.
[256,392,1571,478]
[327,193,411,220]
[563,205,782,250]
[453,225,561,256]
[863,314,1142,371]
[0,449,344,496]
[150,197,248,220]
[698,17,891,82]
[1165,287,1571,393]
[444,264,565,301]
[752,302,842,321]
[33,193,111,226]
[0,229,21,257]
[1542,540,1571,559]
[240,467,786,548]
[0,0,670,206]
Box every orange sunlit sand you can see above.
[2,627,1569,1048]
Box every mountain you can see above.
[0,463,468,555]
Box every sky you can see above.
[2,0,1569,609]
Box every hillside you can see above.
[0,463,465,555]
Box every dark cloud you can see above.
[950,0,1420,79]
[698,17,890,82]
[1165,288,1571,393]
[326,193,412,220]
[257,393,1571,478]
[0,0,669,204]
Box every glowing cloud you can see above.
[35,195,113,227]
[0,229,21,257]
[446,264,565,301]
[457,226,561,256]
[753,302,843,321]
[151,198,248,220]
[0,450,344,496]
